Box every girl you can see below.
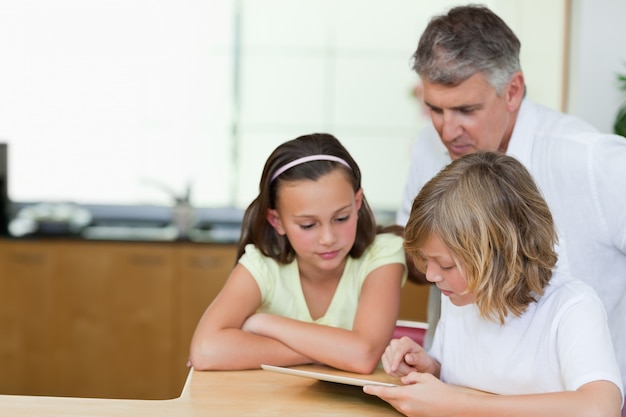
[189,133,406,374]
[365,151,623,416]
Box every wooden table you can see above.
[0,366,403,416]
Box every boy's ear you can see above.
[266,209,286,235]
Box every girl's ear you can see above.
[355,188,363,211]
[266,209,286,235]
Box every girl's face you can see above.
[267,169,362,273]
[419,233,475,306]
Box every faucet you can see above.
[171,183,194,239]
[141,179,195,239]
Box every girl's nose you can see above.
[319,224,337,245]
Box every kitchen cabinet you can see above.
[173,245,237,389]
[0,240,180,399]
[0,239,235,400]
[51,242,177,400]
[0,241,58,396]
[399,280,429,322]
[0,239,427,400]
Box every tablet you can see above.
[261,364,398,387]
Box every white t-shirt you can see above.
[429,272,623,397]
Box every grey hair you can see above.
[412,5,522,96]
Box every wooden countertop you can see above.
[0,366,402,416]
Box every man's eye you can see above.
[459,107,477,114]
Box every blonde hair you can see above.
[404,151,557,323]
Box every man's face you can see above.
[422,72,522,160]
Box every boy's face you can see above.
[418,233,475,307]
[422,71,524,160]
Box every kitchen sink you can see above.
[81,224,179,241]
[79,205,243,243]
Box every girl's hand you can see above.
[381,336,439,378]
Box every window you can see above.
[0,0,566,211]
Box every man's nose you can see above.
[441,112,462,141]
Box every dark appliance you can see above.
[0,143,8,236]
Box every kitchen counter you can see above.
[6,203,245,244]
[5,202,398,244]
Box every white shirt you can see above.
[429,273,623,397]
[397,98,626,387]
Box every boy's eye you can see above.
[440,264,455,270]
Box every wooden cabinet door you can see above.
[173,244,236,389]
[52,242,176,400]
[108,243,176,400]
[0,240,58,395]
[51,241,117,398]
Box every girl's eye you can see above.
[299,223,315,230]
[335,215,350,223]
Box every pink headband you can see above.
[270,154,351,182]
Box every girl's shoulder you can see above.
[238,244,284,275]
[356,233,406,270]
[364,232,404,255]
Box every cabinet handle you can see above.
[187,256,223,269]
[128,254,167,267]
[9,252,47,265]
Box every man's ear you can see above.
[505,71,525,111]
[266,209,286,235]
[355,188,363,211]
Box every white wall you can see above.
[567,0,626,133]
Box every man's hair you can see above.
[412,5,521,95]
[404,151,557,324]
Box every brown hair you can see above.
[404,151,557,323]
[236,133,377,263]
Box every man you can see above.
[396,4,626,387]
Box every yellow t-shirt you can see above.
[238,233,407,330]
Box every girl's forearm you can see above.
[249,315,388,374]
[189,328,312,371]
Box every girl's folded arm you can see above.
[188,264,311,370]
